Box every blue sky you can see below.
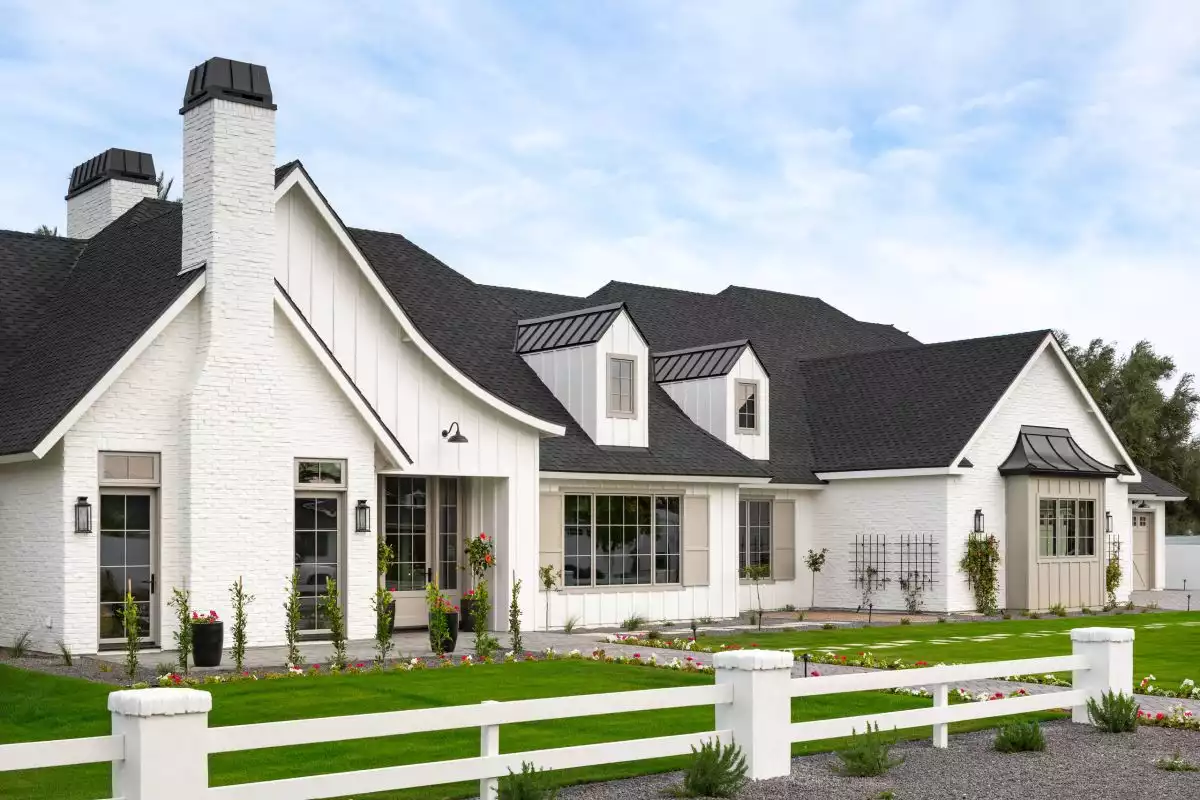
[2,1,1199,380]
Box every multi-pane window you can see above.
[739,499,772,575]
[608,356,635,417]
[1038,499,1096,557]
[438,478,459,590]
[99,493,152,640]
[294,496,340,631]
[384,476,427,590]
[297,460,344,486]
[736,381,758,433]
[563,494,680,587]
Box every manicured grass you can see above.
[0,659,1064,800]
[701,611,1200,686]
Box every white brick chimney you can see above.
[177,57,291,645]
[65,149,158,238]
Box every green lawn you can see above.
[700,611,1200,686]
[0,659,1063,800]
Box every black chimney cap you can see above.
[65,148,156,200]
[181,57,275,115]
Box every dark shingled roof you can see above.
[998,425,1119,478]
[0,231,87,374]
[1130,466,1189,499]
[654,340,751,383]
[515,303,624,355]
[0,200,202,455]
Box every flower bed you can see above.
[1138,703,1198,730]
[147,646,714,689]
[1137,674,1200,700]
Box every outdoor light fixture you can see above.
[355,499,371,533]
[1137,500,1150,510]
[74,496,92,534]
[1105,511,1113,534]
[441,421,468,444]
[972,508,985,534]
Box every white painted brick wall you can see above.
[179,98,292,648]
[0,446,65,652]
[275,308,378,641]
[61,302,201,653]
[950,347,1132,611]
[66,180,157,239]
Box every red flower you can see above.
[355,662,365,669]
[751,643,759,648]
[191,611,198,619]
[634,653,641,658]
[311,664,320,670]
[479,533,488,541]
[1157,712,1165,720]
[811,670,821,677]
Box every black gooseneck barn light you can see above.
[441,421,468,444]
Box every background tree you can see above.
[1057,332,1200,533]
[156,172,175,201]
[34,224,57,236]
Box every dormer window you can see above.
[607,355,637,418]
[736,380,759,434]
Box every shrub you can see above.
[284,569,303,667]
[155,661,173,677]
[1105,551,1122,607]
[538,565,561,632]
[742,563,771,630]
[1124,600,1136,611]
[1081,607,1093,615]
[1087,690,1140,732]
[230,576,254,673]
[960,534,1001,615]
[899,571,924,615]
[121,590,140,681]
[57,639,73,667]
[621,614,647,631]
[899,617,911,626]
[936,617,948,624]
[822,622,837,630]
[672,739,747,798]
[994,721,1046,753]
[834,723,903,777]
[795,611,806,622]
[562,614,580,634]
[426,582,454,657]
[1028,611,1041,619]
[320,578,347,670]
[1001,611,1012,620]
[509,577,524,654]
[783,604,796,612]
[1049,603,1068,617]
[1156,750,1199,772]
[498,761,558,799]
[168,587,193,674]
[698,616,715,625]
[371,585,394,666]
[805,548,829,608]
[10,630,32,658]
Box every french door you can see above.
[98,490,156,646]
[294,493,341,632]
[382,476,461,627]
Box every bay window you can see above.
[1038,498,1096,557]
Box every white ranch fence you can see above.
[0,627,1133,799]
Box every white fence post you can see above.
[480,700,500,799]
[931,684,948,748]
[109,688,212,800]
[1070,627,1135,724]
[714,649,793,780]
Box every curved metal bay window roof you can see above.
[998,425,1119,478]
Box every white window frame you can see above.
[606,354,638,419]
[98,452,161,487]
[1037,498,1097,559]
[562,493,681,589]
[738,497,772,578]
[295,458,347,489]
[735,380,760,434]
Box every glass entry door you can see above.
[383,476,461,627]
[294,493,340,632]
[98,491,155,645]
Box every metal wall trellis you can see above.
[851,533,939,590]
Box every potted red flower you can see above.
[191,610,223,667]
[425,584,459,654]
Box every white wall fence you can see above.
[0,628,1133,799]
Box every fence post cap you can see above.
[108,688,213,717]
[1070,627,1135,643]
[713,649,794,670]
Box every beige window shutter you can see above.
[773,499,796,580]
[682,495,710,587]
[539,493,563,577]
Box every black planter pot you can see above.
[460,596,474,632]
[429,612,459,654]
[192,622,224,668]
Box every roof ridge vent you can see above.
[181,57,275,114]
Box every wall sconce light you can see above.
[74,496,92,534]
[972,508,985,535]
[355,499,371,533]
[1105,511,1113,534]
[441,421,468,444]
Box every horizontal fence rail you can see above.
[208,683,732,754]
[789,654,1088,697]
[0,734,124,773]
[208,730,732,800]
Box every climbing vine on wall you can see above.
[960,534,1001,615]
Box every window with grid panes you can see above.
[738,499,772,575]
[563,494,680,587]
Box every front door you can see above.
[1132,511,1153,590]
[98,490,155,646]
[382,476,462,627]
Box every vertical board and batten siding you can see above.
[727,348,769,461]
[950,347,1131,611]
[537,479,739,628]
[662,376,726,443]
[592,313,649,448]
[736,490,811,612]
[522,345,598,441]
[273,187,544,629]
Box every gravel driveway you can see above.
[559,722,1200,800]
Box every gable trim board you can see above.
[275,165,566,438]
[273,282,412,468]
[952,333,1139,481]
[3,272,207,463]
